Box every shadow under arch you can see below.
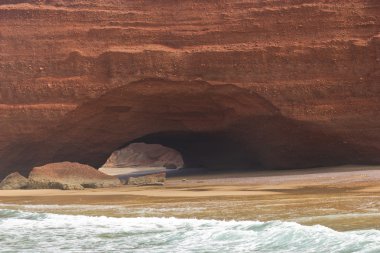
[123,130,259,170]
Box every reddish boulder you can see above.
[28,162,121,189]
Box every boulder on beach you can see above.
[28,162,121,190]
[102,143,184,169]
[0,172,29,190]
[127,172,166,186]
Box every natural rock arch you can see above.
[0,79,375,177]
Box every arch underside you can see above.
[1,79,378,177]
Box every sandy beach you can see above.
[1,165,380,231]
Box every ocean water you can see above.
[1,209,380,253]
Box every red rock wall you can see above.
[0,1,379,176]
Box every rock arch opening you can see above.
[129,131,258,170]
[101,142,185,170]
[0,78,374,178]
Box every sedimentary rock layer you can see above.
[0,0,379,177]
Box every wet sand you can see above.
[1,165,380,231]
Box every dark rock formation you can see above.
[102,143,184,169]
[28,162,121,189]
[0,172,29,190]
[0,1,379,177]
[127,172,166,186]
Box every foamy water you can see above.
[1,209,380,252]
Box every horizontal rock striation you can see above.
[0,0,379,177]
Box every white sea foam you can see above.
[1,209,380,253]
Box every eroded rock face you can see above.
[0,172,29,190]
[102,143,184,169]
[28,162,121,189]
[0,1,379,177]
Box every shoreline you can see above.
[1,164,380,196]
[1,165,380,231]
[1,165,380,200]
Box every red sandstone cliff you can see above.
[0,0,379,177]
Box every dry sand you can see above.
[1,165,380,199]
[1,165,380,231]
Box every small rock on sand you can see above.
[127,172,166,186]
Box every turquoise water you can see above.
[1,209,380,253]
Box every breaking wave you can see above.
[1,209,380,252]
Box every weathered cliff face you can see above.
[0,0,379,177]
